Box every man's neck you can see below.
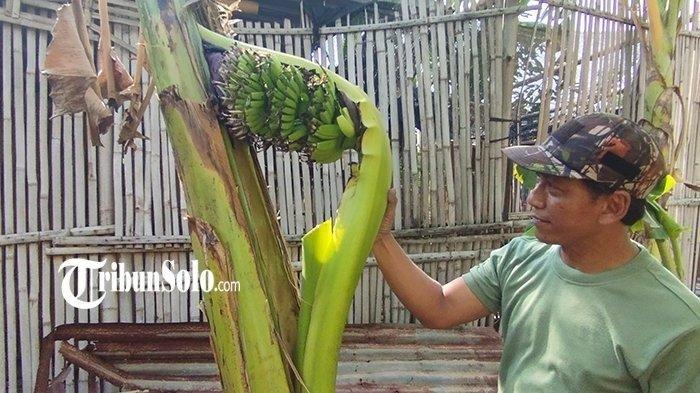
[559,231,639,274]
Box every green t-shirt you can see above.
[462,235,700,393]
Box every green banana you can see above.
[315,124,342,140]
[336,109,356,138]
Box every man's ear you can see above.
[598,190,631,225]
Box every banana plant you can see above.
[135,0,391,391]
[631,0,687,279]
[200,27,392,392]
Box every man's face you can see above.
[526,174,604,246]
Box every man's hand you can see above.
[378,188,398,235]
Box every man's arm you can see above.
[373,233,491,328]
[371,190,491,329]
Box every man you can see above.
[372,113,700,392]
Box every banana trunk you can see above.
[134,0,299,391]
[637,0,685,279]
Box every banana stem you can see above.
[654,238,677,277]
[670,230,685,280]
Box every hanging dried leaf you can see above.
[118,79,154,152]
[43,4,98,116]
[120,34,146,99]
[97,49,134,107]
[43,3,115,146]
[85,88,114,146]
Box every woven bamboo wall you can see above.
[0,0,699,391]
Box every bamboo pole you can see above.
[586,1,603,112]
[117,23,136,326]
[578,0,594,113]
[537,4,558,143]
[164,113,178,237]
[496,7,507,221]
[552,8,571,129]
[448,18,461,225]
[608,1,624,112]
[411,0,429,227]
[36,14,53,389]
[621,20,635,118]
[468,18,482,224]
[425,0,440,227]
[394,11,408,229]
[0,26,9,393]
[386,24,401,231]
[598,3,613,112]
[26,22,42,390]
[11,22,33,393]
[295,16,308,237]
[438,2,456,226]
[136,19,152,327]
[462,19,475,225]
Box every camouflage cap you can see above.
[503,113,666,198]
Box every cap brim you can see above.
[502,145,584,179]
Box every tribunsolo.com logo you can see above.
[58,258,240,310]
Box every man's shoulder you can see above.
[492,235,555,275]
[501,235,553,259]
[635,254,700,319]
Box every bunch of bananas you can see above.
[214,44,360,163]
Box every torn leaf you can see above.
[118,80,155,152]
[43,3,114,146]
[43,4,97,116]
[85,87,114,146]
[98,49,134,107]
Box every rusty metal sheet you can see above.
[37,323,501,392]
[337,325,500,392]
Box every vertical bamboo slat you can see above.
[1,24,12,393]
[410,0,428,227]
[386,24,401,230]
[579,1,594,113]
[478,14,492,224]
[469,19,483,223]
[12,23,34,393]
[587,2,603,113]
[436,2,455,226]
[460,20,475,224]
[551,8,570,128]
[400,3,420,229]
[37,15,52,388]
[448,19,462,225]
[296,15,310,236]
[537,5,558,142]
[25,23,42,390]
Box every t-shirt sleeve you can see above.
[642,326,700,393]
[461,240,514,313]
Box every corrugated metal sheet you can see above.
[337,325,501,392]
[37,323,501,392]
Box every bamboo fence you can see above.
[0,0,698,391]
